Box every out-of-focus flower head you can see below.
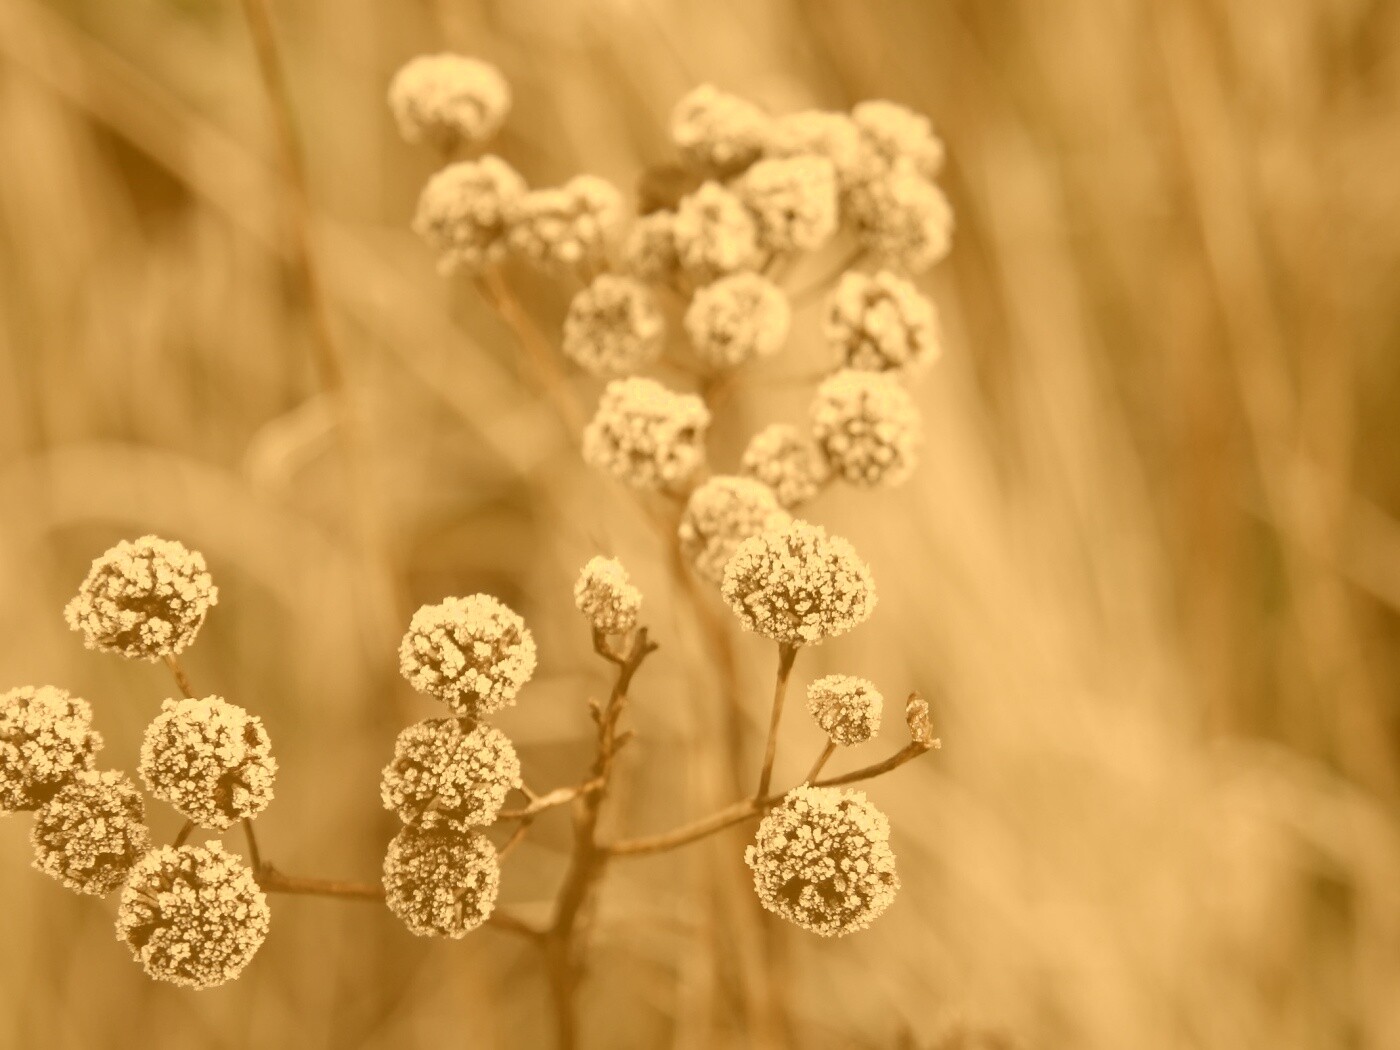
[388,54,511,150]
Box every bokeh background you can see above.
[3,0,1399,1047]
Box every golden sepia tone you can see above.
[2,1,1399,1047]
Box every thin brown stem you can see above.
[497,779,603,821]
[242,818,264,874]
[812,741,936,788]
[789,245,865,305]
[163,654,194,699]
[755,644,798,799]
[259,866,384,901]
[804,740,838,784]
[172,820,195,848]
[498,819,532,862]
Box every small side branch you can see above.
[163,655,195,699]
[755,643,798,800]
[812,740,937,788]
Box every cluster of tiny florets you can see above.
[138,696,277,830]
[116,841,270,989]
[739,424,830,509]
[673,182,759,280]
[388,54,511,149]
[413,156,526,273]
[381,719,521,832]
[852,99,945,179]
[64,535,217,662]
[826,270,940,374]
[30,769,151,896]
[670,84,770,174]
[737,155,840,254]
[582,377,712,491]
[573,556,643,635]
[764,110,866,191]
[811,370,922,487]
[0,685,102,813]
[685,273,791,368]
[621,209,681,284]
[399,595,538,718]
[745,785,898,937]
[679,476,792,585]
[721,520,876,646]
[383,827,500,938]
[848,163,953,274]
[507,175,623,272]
[806,675,884,746]
[563,275,665,375]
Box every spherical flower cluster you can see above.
[139,696,277,830]
[764,110,866,190]
[388,54,511,149]
[684,273,791,368]
[383,826,500,938]
[621,209,681,283]
[1,685,102,813]
[582,378,712,491]
[739,424,830,509]
[720,520,876,646]
[116,841,270,989]
[673,182,758,280]
[31,770,151,896]
[737,155,839,254]
[852,99,945,179]
[806,675,884,746]
[413,156,527,273]
[848,163,953,274]
[64,535,218,662]
[398,595,537,718]
[507,175,623,272]
[562,275,665,376]
[670,84,770,174]
[745,785,899,937]
[679,476,792,585]
[811,370,922,487]
[573,556,643,635]
[825,269,940,374]
[381,719,520,832]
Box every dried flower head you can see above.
[721,520,876,646]
[31,769,150,896]
[673,182,759,280]
[621,209,681,284]
[679,476,792,585]
[582,377,712,491]
[739,424,830,509]
[573,556,643,635]
[811,370,922,487]
[507,175,623,272]
[413,156,527,273]
[806,675,884,746]
[383,826,499,938]
[852,99,945,179]
[670,84,770,174]
[826,269,940,374]
[737,155,839,254]
[765,110,866,191]
[1,685,102,813]
[399,595,537,718]
[388,54,511,149]
[746,785,898,937]
[116,841,270,989]
[848,163,954,274]
[684,273,791,368]
[562,275,665,376]
[906,693,937,748]
[64,535,217,662]
[381,719,521,832]
[139,696,276,830]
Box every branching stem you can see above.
[756,643,798,799]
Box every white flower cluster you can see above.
[116,841,270,989]
[0,685,102,813]
[826,269,940,374]
[670,84,771,174]
[739,424,830,509]
[745,785,899,936]
[737,155,839,254]
[685,273,790,369]
[811,370,922,487]
[721,520,876,646]
[679,476,791,585]
[139,695,277,830]
[563,275,665,376]
[64,535,217,661]
[573,556,643,636]
[30,769,150,896]
[582,377,711,491]
[383,827,500,938]
[388,54,511,150]
[507,175,624,272]
[806,675,884,746]
[398,594,538,719]
[381,719,521,832]
[414,156,526,274]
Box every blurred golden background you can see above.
[2,0,1399,1047]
